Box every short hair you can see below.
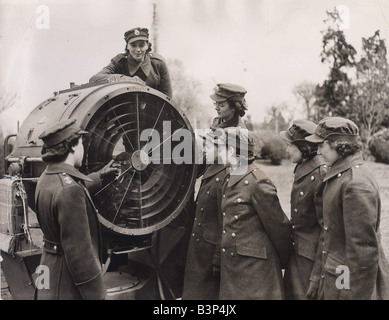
[327,137,362,157]
[294,140,318,159]
[41,133,82,163]
[226,98,248,117]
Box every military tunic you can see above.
[89,52,172,97]
[284,155,327,300]
[35,162,106,300]
[219,163,291,300]
[319,152,389,300]
[182,164,225,300]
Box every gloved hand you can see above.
[98,160,120,181]
[305,280,319,300]
[107,74,145,85]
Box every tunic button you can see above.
[321,274,325,279]
[200,208,204,211]
[292,224,295,229]
[231,253,234,257]
[223,230,226,234]
[196,239,200,243]
[223,194,226,198]
[223,212,226,216]
[237,198,242,203]
[311,176,315,181]
[222,248,226,253]
[53,245,57,251]
[324,226,328,231]
[198,223,201,227]
[206,191,210,195]
[292,242,296,246]
[231,233,236,238]
[227,178,229,182]
[294,208,298,213]
[337,173,342,178]
[299,191,304,197]
[192,233,195,237]
[216,178,220,182]
[234,215,238,220]
[355,165,360,168]
[322,250,326,255]
[194,217,197,221]
[244,180,249,185]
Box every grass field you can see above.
[2,159,389,300]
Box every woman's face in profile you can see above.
[127,40,149,62]
[214,101,235,121]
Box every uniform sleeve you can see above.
[339,180,380,300]
[89,56,122,82]
[157,60,173,97]
[251,179,291,268]
[55,184,106,300]
[85,172,102,196]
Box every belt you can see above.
[43,238,63,255]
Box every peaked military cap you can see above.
[279,119,317,143]
[210,83,247,102]
[124,27,149,44]
[38,119,88,148]
[305,117,359,143]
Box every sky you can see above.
[1,0,389,135]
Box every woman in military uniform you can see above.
[89,27,172,97]
[280,120,327,300]
[182,129,226,300]
[217,128,291,299]
[35,119,117,300]
[209,83,248,130]
[306,117,389,300]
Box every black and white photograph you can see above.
[1,0,389,306]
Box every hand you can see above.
[98,160,120,181]
[107,74,145,85]
[305,280,319,300]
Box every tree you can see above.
[293,81,319,121]
[354,30,389,142]
[166,58,209,129]
[315,9,357,119]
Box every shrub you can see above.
[368,129,389,164]
[260,136,287,165]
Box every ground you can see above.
[2,159,389,300]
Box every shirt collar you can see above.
[45,162,93,182]
[127,53,151,77]
[323,152,364,182]
[294,155,326,181]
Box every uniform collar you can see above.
[201,164,225,181]
[126,53,151,77]
[323,152,364,182]
[294,155,326,181]
[45,162,93,182]
[225,162,256,187]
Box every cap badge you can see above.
[134,30,140,35]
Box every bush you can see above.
[260,136,288,165]
[368,129,389,164]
